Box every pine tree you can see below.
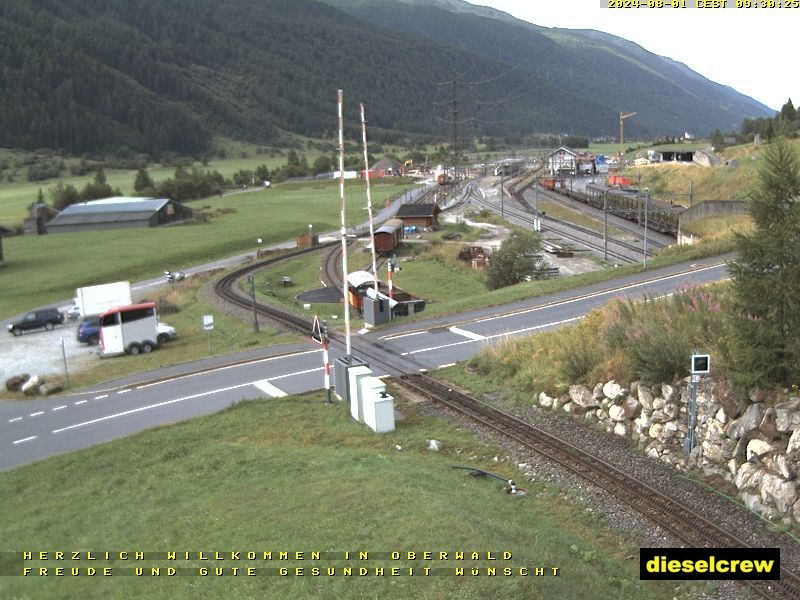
[727,138,800,389]
[134,167,153,193]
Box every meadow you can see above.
[0,179,417,319]
[0,390,677,600]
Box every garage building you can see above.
[46,197,193,234]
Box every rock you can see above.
[758,408,781,441]
[725,403,765,440]
[775,398,800,412]
[427,439,441,451]
[663,402,679,420]
[21,375,41,396]
[649,423,664,439]
[715,408,728,425]
[622,397,641,419]
[40,382,64,396]
[5,374,30,392]
[613,422,627,437]
[552,396,568,411]
[775,408,800,433]
[592,382,605,401]
[608,405,626,422]
[569,385,598,408]
[775,454,797,480]
[652,397,666,411]
[746,439,776,461]
[735,462,765,490]
[742,492,780,520]
[788,429,800,454]
[661,383,679,404]
[646,445,661,459]
[634,412,651,432]
[702,442,727,463]
[538,392,553,408]
[637,386,654,411]
[602,380,626,401]
[795,499,800,524]
[760,473,797,514]
[562,401,574,413]
[650,410,671,424]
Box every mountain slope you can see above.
[323,0,772,137]
[0,0,772,157]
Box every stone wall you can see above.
[538,378,800,524]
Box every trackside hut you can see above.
[395,203,440,229]
[46,197,193,234]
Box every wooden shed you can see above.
[395,203,440,229]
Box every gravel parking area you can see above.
[0,317,99,387]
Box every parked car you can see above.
[66,303,81,321]
[157,322,177,344]
[77,317,101,345]
[8,307,65,336]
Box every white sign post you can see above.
[203,315,214,354]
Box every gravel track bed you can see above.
[415,394,799,600]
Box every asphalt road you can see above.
[0,256,728,470]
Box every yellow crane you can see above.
[619,111,637,165]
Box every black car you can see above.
[8,307,65,336]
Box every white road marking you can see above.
[8,417,22,423]
[438,363,456,369]
[268,366,322,381]
[13,436,37,445]
[53,405,67,411]
[94,394,108,400]
[50,365,322,435]
[52,381,256,435]
[401,316,582,356]
[253,380,287,397]
[134,349,322,390]
[29,411,44,418]
[449,326,486,341]
[75,400,87,405]
[117,389,131,395]
[381,331,427,341]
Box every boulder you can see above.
[40,382,64,396]
[634,413,651,432]
[21,375,41,396]
[725,403,765,440]
[663,402,679,420]
[650,410,671,424]
[569,384,598,408]
[637,386,654,411]
[742,492,780,520]
[613,422,627,437]
[715,407,728,425]
[788,429,800,454]
[649,423,664,439]
[622,397,641,419]
[5,374,30,392]
[775,407,800,433]
[746,439,776,461]
[552,396,568,411]
[538,392,553,408]
[602,380,626,401]
[760,473,797,514]
[775,454,797,480]
[775,398,800,412]
[608,405,627,422]
[427,439,441,451]
[652,397,666,411]
[758,408,781,441]
[661,383,679,404]
[591,382,605,401]
[735,462,765,490]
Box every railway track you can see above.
[213,251,800,598]
[395,373,800,600]
[467,187,638,264]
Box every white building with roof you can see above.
[46,197,193,234]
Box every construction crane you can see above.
[619,111,637,165]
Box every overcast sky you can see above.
[474,0,797,112]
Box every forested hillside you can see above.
[0,0,773,158]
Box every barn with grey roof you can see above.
[46,197,193,234]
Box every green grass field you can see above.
[0,179,417,319]
[0,391,676,600]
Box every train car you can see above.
[540,176,557,190]
[436,173,453,185]
[98,302,160,356]
[373,218,403,255]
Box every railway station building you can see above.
[395,203,441,230]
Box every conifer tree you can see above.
[728,138,800,389]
